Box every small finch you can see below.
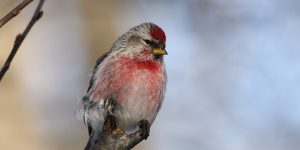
[76,22,167,149]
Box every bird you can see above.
[76,22,167,149]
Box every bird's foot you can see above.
[138,120,150,140]
[112,127,125,134]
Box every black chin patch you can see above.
[154,55,161,60]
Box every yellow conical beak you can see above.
[153,48,168,55]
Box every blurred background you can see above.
[1,0,300,150]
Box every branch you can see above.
[90,130,146,150]
[0,0,45,82]
[85,111,149,150]
[89,121,148,150]
[0,0,33,28]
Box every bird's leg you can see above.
[102,97,125,134]
[138,120,150,140]
[102,97,116,133]
[102,114,116,133]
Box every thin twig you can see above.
[0,0,45,82]
[0,0,33,28]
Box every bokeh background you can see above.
[1,0,300,150]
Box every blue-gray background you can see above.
[0,0,299,150]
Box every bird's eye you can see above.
[144,39,151,45]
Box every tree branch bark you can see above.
[87,115,149,150]
[0,0,33,28]
[0,0,45,82]
[1,1,148,149]
[90,128,147,150]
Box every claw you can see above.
[112,127,125,134]
[138,120,150,140]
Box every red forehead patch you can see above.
[150,26,166,42]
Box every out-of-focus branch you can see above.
[0,0,45,82]
[0,0,33,28]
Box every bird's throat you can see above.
[121,57,162,72]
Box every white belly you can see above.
[114,75,162,132]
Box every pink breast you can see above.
[91,57,165,111]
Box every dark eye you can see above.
[144,39,151,45]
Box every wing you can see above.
[86,51,111,93]
[75,51,111,136]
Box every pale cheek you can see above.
[140,49,152,58]
[141,49,151,54]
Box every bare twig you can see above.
[0,0,45,82]
[0,0,33,28]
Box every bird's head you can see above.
[112,22,167,61]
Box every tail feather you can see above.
[84,132,97,150]
[84,135,93,150]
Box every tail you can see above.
[75,96,104,150]
[84,136,95,150]
[78,97,116,150]
[84,135,93,150]
[84,131,99,150]
[82,117,105,150]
